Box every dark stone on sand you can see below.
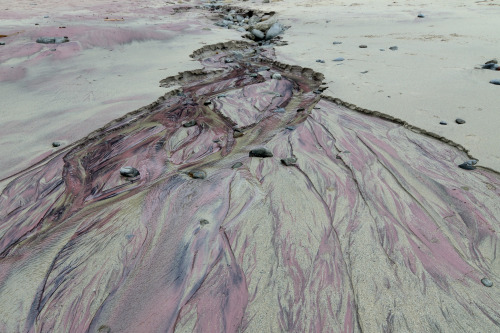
[249,73,258,77]
[188,170,206,179]
[481,278,493,287]
[359,45,367,48]
[272,73,282,80]
[274,107,285,113]
[249,148,273,158]
[485,59,498,65]
[224,58,234,63]
[120,166,140,178]
[333,57,345,62]
[332,41,342,45]
[232,162,243,169]
[389,46,398,51]
[36,36,69,44]
[482,63,497,70]
[281,157,297,166]
[417,13,425,18]
[439,121,447,125]
[297,107,305,112]
[52,141,62,147]
[458,160,477,170]
[380,49,385,51]
[313,89,322,94]
[204,100,211,105]
[286,126,296,130]
[183,120,197,127]
[200,219,210,226]
[0,42,5,46]
[316,59,325,63]
[361,71,369,74]
[233,129,244,138]
[455,118,466,124]
[490,79,500,85]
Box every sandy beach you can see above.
[1,0,499,332]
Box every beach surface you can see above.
[1,0,499,332]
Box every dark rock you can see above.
[274,107,285,113]
[332,41,342,45]
[0,42,5,46]
[52,141,62,147]
[333,57,345,62]
[482,63,497,70]
[183,120,197,127]
[316,59,325,63]
[204,100,211,105]
[490,79,500,85]
[286,126,296,130]
[233,129,244,138]
[361,71,369,74]
[439,121,447,125]
[232,162,243,169]
[485,59,498,65]
[281,157,297,166]
[199,219,210,226]
[417,13,425,18]
[359,45,367,48]
[251,29,265,40]
[249,148,273,158]
[380,49,385,51]
[224,58,234,63]
[120,166,140,178]
[258,66,270,71]
[455,118,466,124]
[36,36,69,44]
[297,107,305,112]
[266,22,283,40]
[389,46,398,51]
[272,73,282,80]
[481,278,493,287]
[458,159,478,170]
[249,73,258,77]
[188,170,206,179]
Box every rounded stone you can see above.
[286,126,296,130]
[389,46,398,51]
[52,141,62,147]
[316,59,325,63]
[188,170,206,179]
[297,107,305,112]
[249,148,273,158]
[485,59,498,65]
[333,57,345,62]
[332,41,342,45]
[120,166,140,178]
[274,107,285,113]
[200,219,210,226]
[204,100,211,105]
[455,118,466,124]
[439,121,447,125]
[458,160,477,170]
[183,120,197,127]
[272,73,282,80]
[233,129,244,138]
[481,278,493,287]
[490,79,500,85]
[232,162,243,169]
[417,13,425,18]
[359,45,367,48]
[281,157,297,166]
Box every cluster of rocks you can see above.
[479,59,500,85]
[36,36,69,44]
[214,9,284,41]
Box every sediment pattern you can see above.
[1,42,499,333]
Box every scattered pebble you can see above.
[359,45,367,48]
[490,79,500,85]
[258,66,270,72]
[265,22,283,40]
[333,57,345,62]
[272,73,282,80]
[0,42,5,46]
[233,129,244,138]
[458,159,478,170]
[389,46,398,51]
[183,120,197,127]
[417,13,425,18]
[44,15,49,18]
[249,148,273,158]
[286,126,296,130]
[120,166,140,178]
[313,89,322,94]
[251,29,265,40]
[380,49,385,51]
[232,162,243,169]
[224,58,234,63]
[36,36,69,44]
[249,73,258,77]
[274,107,285,113]
[439,121,447,125]
[361,71,369,74]
[203,100,211,105]
[297,107,305,112]
[485,59,498,65]
[188,170,206,179]
[481,63,498,70]
[200,219,210,226]
[316,59,325,63]
[52,141,62,147]
[481,278,493,287]
[332,41,342,45]
[455,118,466,124]
[281,157,297,166]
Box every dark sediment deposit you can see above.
[1,40,500,332]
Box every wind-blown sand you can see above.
[1,0,499,332]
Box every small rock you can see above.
[251,29,265,40]
[52,141,62,147]
[481,278,493,287]
[458,159,478,170]
[204,100,211,105]
[233,129,244,138]
[224,58,234,63]
[183,120,197,127]
[258,66,270,72]
[281,157,297,166]
[332,41,342,45]
[417,13,425,18]
[272,73,282,80]
[249,73,258,77]
[297,107,305,112]
[439,121,447,125]
[249,148,273,158]
[359,45,367,48]
[50,48,56,51]
[120,166,140,178]
[313,89,322,94]
[200,219,210,226]
[361,71,369,74]
[44,15,49,18]
[333,57,345,62]
[36,36,69,44]
[316,59,325,63]
[263,0,270,3]
[232,162,243,169]
[274,107,285,113]
[188,170,206,179]
[389,46,398,51]
[265,22,283,40]
[380,48,385,51]
[0,42,5,46]
[455,118,466,124]
[485,59,498,65]
[490,79,500,85]
[286,126,296,130]
[236,15,244,22]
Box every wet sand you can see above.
[1,0,500,332]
